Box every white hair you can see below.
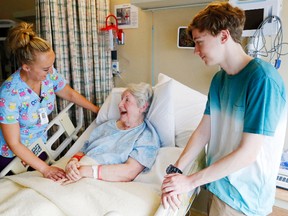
[126,82,153,115]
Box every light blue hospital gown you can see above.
[0,68,66,158]
[81,119,161,170]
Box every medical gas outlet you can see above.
[112,60,120,75]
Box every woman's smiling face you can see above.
[25,49,55,81]
[118,90,144,128]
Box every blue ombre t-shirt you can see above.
[205,58,287,216]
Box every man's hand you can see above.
[161,173,195,211]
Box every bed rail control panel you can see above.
[277,168,288,190]
[31,143,42,156]
[0,103,83,178]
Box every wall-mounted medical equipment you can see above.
[229,0,283,37]
[229,0,285,69]
[277,150,288,190]
[101,14,124,50]
[101,14,124,75]
[177,26,195,49]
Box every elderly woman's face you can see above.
[118,90,145,126]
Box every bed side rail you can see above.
[154,149,206,216]
[0,103,83,178]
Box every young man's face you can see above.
[192,29,223,66]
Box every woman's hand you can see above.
[60,165,93,185]
[41,165,66,181]
[65,158,82,181]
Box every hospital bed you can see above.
[0,73,207,216]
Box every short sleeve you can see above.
[204,92,211,115]
[48,68,67,93]
[244,77,286,136]
[129,120,160,170]
[0,85,20,124]
[204,72,221,116]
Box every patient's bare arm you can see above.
[63,157,145,184]
[95,157,145,182]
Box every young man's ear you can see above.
[220,29,230,44]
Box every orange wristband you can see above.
[98,165,102,180]
[72,154,84,161]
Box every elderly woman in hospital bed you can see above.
[63,82,160,184]
[0,73,208,216]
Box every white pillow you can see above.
[157,73,207,147]
[174,80,206,135]
[147,79,175,147]
[96,88,126,125]
[95,82,175,147]
[134,147,183,187]
[175,129,194,149]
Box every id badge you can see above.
[38,108,49,125]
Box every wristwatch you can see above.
[166,164,183,174]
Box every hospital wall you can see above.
[111,0,288,150]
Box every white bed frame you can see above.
[0,102,205,216]
[0,103,83,178]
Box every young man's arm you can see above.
[162,132,264,210]
[175,115,211,170]
[161,114,211,210]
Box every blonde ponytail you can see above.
[6,22,52,65]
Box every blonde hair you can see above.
[126,82,153,116]
[6,22,52,65]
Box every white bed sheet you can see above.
[63,120,196,216]
[0,157,161,216]
[0,142,200,216]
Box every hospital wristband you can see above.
[91,165,98,179]
[72,154,84,161]
[98,165,102,180]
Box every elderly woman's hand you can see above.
[65,158,82,181]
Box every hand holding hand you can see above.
[65,158,82,181]
[161,193,182,211]
[42,165,66,181]
[161,173,195,211]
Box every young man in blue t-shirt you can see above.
[161,2,287,215]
